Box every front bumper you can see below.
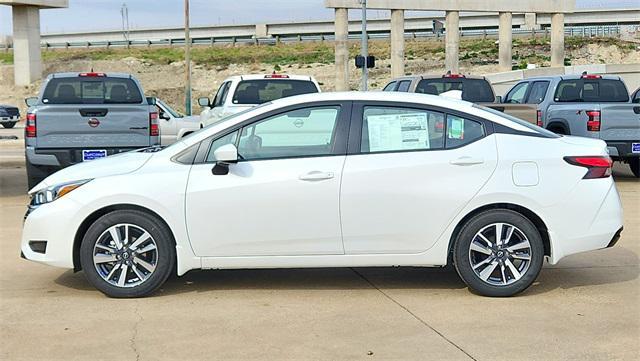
[21,197,81,269]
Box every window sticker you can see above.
[367,112,430,152]
[448,117,464,140]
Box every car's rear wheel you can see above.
[453,209,544,297]
[80,210,175,298]
[2,121,16,128]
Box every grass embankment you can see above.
[0,37,634,68]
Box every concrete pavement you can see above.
[0,163,638,360]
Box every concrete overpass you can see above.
[0,0,68,85]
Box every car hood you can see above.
[30,150,154,193]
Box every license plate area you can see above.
[82,149,107,161]
[632,143,640,154]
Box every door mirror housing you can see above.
[160,111,171,120]
[198,97,211,107]
[25,97,38,107]
[495,95,502,103]
[212,144,238,175]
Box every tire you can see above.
[26,161,47,190]
[80,210,175,298]
[2,122,16,128]
[629,158,640,178]
[453,209,544,297]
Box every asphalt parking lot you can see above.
[0,127,638,360]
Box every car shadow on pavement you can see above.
[53,255,639,297]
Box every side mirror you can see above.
[146,97,157,106]
[211,144,238,175]
[198,97,211,107]
[160,111,171,120]
[495,95,502,103]
[25,97,38,107]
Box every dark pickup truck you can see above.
[0,104,20,128]
[24,72,160,189]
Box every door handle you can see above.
[299,171,334,181]
[450,156,485,166]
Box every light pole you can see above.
[184,0,192,115]
[360,0,368,91]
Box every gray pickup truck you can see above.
[24,72,160,189]
[383,73,538,124]
[504,73,640,177]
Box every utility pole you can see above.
[184,0,192,115]
[360,0,368,91]
[120,3,130,49]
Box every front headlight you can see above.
[30,179,92,206]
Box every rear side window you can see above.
[42,77,143,104]
[361,106,445,153]
[232,80,318,105]
[396,80,411,92]
[415,78,494,102]
[554,79,629,102]
[383,82,397,91]
[445,115,485,148]
[526,81,549,104]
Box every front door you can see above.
[185,104,350,257]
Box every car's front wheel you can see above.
[80,210,175,298]
[453,209,544,297]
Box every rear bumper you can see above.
[606,141,640,159]
[26,147,143,167]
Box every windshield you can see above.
[473,105,560,138]
[157,100,182,118]
[416,78,495,103]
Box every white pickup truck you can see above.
[198,74,321,128]
[155,99,200,145]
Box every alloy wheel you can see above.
[92,223,158,288]
[468,222,532,286]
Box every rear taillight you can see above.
[536,110,543,127]
[586,110,601,132]
[149,112,159,136]
[564,155,612,179]
[25,113,36,138]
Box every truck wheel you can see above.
[26,162,46,190]
[2,122,16,128]
[629,158,640,178]
[80,210,175,298]
[453,209,544,297]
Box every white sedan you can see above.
[21,92,623,298]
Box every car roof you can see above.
[516,74,621,82]
[390,74,487,82]
[223,74,316,82]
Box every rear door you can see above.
[36,75,150,148]
[339,102,498,254]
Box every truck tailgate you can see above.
[35,105,151,148]
[600,104,640,141]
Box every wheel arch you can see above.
[448,203,551,262]
[72,204,177,272]
[546,119,569,135]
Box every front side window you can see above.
[212,82,231,107]
[232,80,318,105]
[505,82,529,104]
[361,106,445,153]
[445,115,485,148]
[42,77,143,104]
[237,106,340,160]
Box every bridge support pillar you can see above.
[12,5,41,86]
[445,10,460,74]
[551,13,565,67]
[498,12,512,72]
[334,7,349,91]
[390,9,405,78]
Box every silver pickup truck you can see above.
[24,72,160,189]
[504,73,640,177]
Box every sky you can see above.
[1,0,638,36]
